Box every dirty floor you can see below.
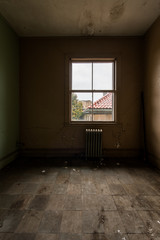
[0,158,160,240]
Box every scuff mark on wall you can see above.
[109,0,127,21]
[79,8,95,36]
[112,123,125,148]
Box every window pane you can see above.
[72,63,92,90]
[93,63,113,90]
[93,92,114,121]
[71,92,92,121]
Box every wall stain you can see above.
[110,0,127,21]
[142,1,148,7]
[79,9,95,36]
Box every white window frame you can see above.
[68,57,117,124]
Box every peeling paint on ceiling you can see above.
[0,0,159,36]
[109,0,126,21]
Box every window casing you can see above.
[69,58,117,123]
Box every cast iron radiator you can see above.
[85,129,102,158]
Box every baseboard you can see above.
[20,148,84,158]
[103,148,143,158]
[147,152,160,169]
[20,148,143,159]
[0,150,18,170]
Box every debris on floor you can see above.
[157,220,160,224]
[41,170,46,174]
[100,215,105,224]
[146,221,154,237]
[72,168,79,173]
[64,160,69,169]
[99,158,106,167]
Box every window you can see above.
[69,58,116,123]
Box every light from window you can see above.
[70,59,116,122]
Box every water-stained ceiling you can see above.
[0,0,160,36]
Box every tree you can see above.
[72,94,83,120]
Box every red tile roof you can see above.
[87,93,112,109]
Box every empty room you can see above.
[0,0,160,239]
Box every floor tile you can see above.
[36,183,54,195]
[38,210,62,233]
[0,195,18,209]
[55,172,70,184]
[35,233,59,240]
[82,182,98,194]
[46,195,65,210]
[108,184,127,195]
[96,184,111,195]
[41,172,58,183]
[0,233,13,240]
[83,233,129,240]
[28,195,49,210]
[6,182,26,194]
[10,194,32,210]
[82,210,106,234]
[60,233,81,240]
[21,183,39,194]
[128,234,151,240]
[64,195,82,210]
[0,210,24,233]
[119,210,145,233]
[82,210,125,234]
[83,195,117,210]
[52,184,68,194]
[15,210,43,233]
[11,233,36,240]
[123,184,158,196]
[67,184,82,195]
[60,211,82,234]
[138,210,160,238]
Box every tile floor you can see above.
[0,158,160,240]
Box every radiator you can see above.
[85,129,102,158]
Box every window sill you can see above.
[65,121,117,126]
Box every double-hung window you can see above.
[69,58,116,123]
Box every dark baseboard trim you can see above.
[0,150,18,170]
[147,152,160,169]
[20,148,143,159]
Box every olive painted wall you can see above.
[20,37,144,158]
[0,16,19,169]
[145,17,160,168]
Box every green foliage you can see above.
[72,94,83,120]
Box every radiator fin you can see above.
[85,129,102,158]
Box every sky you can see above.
[72,62,113,101]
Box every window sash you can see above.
[69,58,116,123]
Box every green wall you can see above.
[0,15,19,169]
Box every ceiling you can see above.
[0,0,160,37]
